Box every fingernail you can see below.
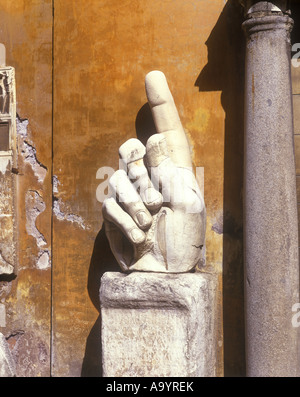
[136,210,152,228]
[130,228,145,243]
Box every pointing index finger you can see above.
[145,71,192,168]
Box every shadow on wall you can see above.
[291,2,300,47]
[81,0,246,377]
[81,226,119,377]
[195,0,245,376]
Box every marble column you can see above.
[241,0,299,376]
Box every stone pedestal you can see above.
[242,1,300,377]
[100,272,217,377]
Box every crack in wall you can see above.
[16,115,28,138]
[22,140,47,183]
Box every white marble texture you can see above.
[102,71,206,273]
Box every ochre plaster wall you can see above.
[0,0,52,376]
[0,0,248,376]
[52,0,229,377]
[52,0,246,377]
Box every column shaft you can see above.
[243,12,299,376]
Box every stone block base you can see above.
[100,272,217,377]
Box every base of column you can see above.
[100,271,218,377]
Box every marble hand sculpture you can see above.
[102,71,206,273]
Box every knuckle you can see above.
[109,169,127,188]
[128,163,147,180]
[102,197,115,212]
[119,138,146,164]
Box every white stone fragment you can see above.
[0,157,10,175]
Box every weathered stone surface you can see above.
[243,11,299,376]
[0,332,16,377]
[102,72,206,274]
[240,0,290,15]
[293,95,300,134]
[100,272,217,377]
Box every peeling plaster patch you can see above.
[18,116,50,269]
[52,175,60,195]
[0,303,6,327]
[53,175,90,230]
[25,190,47,248]
[36,251,50,270]
[16,116,28,138]
[17,116,47,183]
[21,141,47,183]
[0,158,10,175]
[53,198,89,230]
[25,190,51,270]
